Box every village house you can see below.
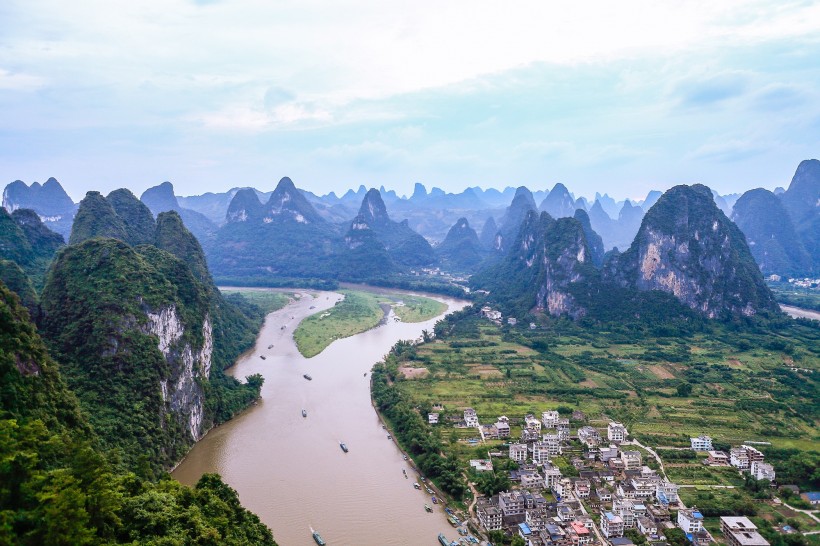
[608,422,628,443]
[470,459,493,472]
[428,412,439,425]
[613,498,638,528]
[750,461,776,482]
[543,463,562,489]
[482,423,499,440]
[721,517,770,546]
[569,520,593,546]
[557,418,571,440]
[730,445,764,470]
[637,516,658,537]
[677,507,705,534]
[578,426,602,448]
[542,410,560,428]
[531,441,553,465]
[542,433,563,456]
[496,416,511,438]
[621,450,642,470]
[525,414,542,432]
[477,502,503,531]
[574,479,591,499]
[601,511,625,538]
[521,428,541,443]
[690,435,713,451]
[600,445,620,462]
[520,470,544,490]
[499,490,527,523]
[463,408,479,427]
[656,482,680,505]
[510,442,528,463]
[706,450,729,466]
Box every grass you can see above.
[293,290,446,358]
[390,294,447,323]
[220,288,292,314]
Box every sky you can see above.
[2,0,820,202]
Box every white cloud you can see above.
[0,68,45,90]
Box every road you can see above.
[625,439,668,481]
[779,500,820,525]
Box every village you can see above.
[427,406,806,546]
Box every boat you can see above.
[387,434,392,440]
[268,344,273,349]
[413,482,421,489]
[432,496,438,504]
[260,355,266,360]
[303,374,312,381]
[425,503,433,512]
[448,515,459,526]
[340,442,348,453]
[302,409,307,418]
[426,486,433,494]
[363,372,367,376]
[402,469,407,477]
[312,530,326,545]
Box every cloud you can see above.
[674,72,749,106]
[689,138,766,162]
[751,83,806,111]
[0,68,45,90]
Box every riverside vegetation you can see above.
[372,306,818,521]
[293,289,446,357]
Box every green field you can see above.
[383,308,819,488]
[219,288,292,314]
[293,290,444,358]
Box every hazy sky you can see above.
[2,0,820,201]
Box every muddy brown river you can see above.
[172,289,468,546]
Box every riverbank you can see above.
[781,304,820,321]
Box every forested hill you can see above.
[0,281,277,545]
[40,189,266,473]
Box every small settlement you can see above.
[438,407,781,546]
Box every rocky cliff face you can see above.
[69,191,129,245]
[732,188,811,276]
[497,186,538,252]
[2,177,76,238]
[574,209,605,267]
[262,177,324,225]
[605,184,779,318]
[436,217,486,272]
[539,183,576,219]
[779,159,820,273]
[225,188,264,223]
[472,211,598,318]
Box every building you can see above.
[730,445,764,470]
[510,443,528,463]
[750,461,776,482]
[428,413,439,425]
[557,419,571,440]
[543,463,562,489]
[499,490,526,519]
[601,511,625,538]
[803,492,820,506]
[542,410,560,428]
[690,435,713,451]
[470,459,493,472]
[477,503,502,531]
[525,414,542,432]
[656,482,680,505]
[600,445,620,462]
[531,441,553,465]
[706,450,729,466]
[578,426,602,448]
[496,416,511,438]
[541,433,562,456]
[613,498,637,528]
[570,520,593,545]
[608,422,628,443]
[721,517,770,546]
[574,479,591,499]
[677,508,704,534]
[482,424,499,440]
[621,450,642,470]
[464,408,479,427]
[520,470,544,490]
[637,516,658,537]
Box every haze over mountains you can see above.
[4,159,819,292]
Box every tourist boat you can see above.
[312,530,326,545]
[303,374,312,380]
[302,409,307,418]
[438,533,449,546]
[339,442,348,453]
[260,355,266,360]
[425,504,433,512]
[447,515,459,526]
[432,496,438,504]
[426,486,433,494]
[413,482,421,489]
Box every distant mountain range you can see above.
[4,159,818,279]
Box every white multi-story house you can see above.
[637,516,658,536]
[631,477,657,499]
[677,508,705,534]
[521,470,544,490]
[542,433,562,456]
[557,419,571,440]
[656,482,680,505]
[574,479,591,499]
[613,498,637,529]
[510,443,528,463]
[621,450,642,470]
[499,491,526,517]
[721,517,770,546]
[600,511,625,538]
[578,426,601,448]
[608,422,628,443]
[750,461,776,482]
[690,435,713,451]
[525,414,542,432]
[532,442,552,465]
[477,504,502,531]
[542,410,560,429]
[600,445,619,462]
[428,413,439,424]
[569,520,593,546]
[543,463,562,489]
[496,416,511,438]
[730,445,764,470]
[464,408,479,427]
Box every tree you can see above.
[676,382,693,397]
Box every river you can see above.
[780,304,820,321]
[172,289,468,546]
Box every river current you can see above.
[172,289,468,546]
